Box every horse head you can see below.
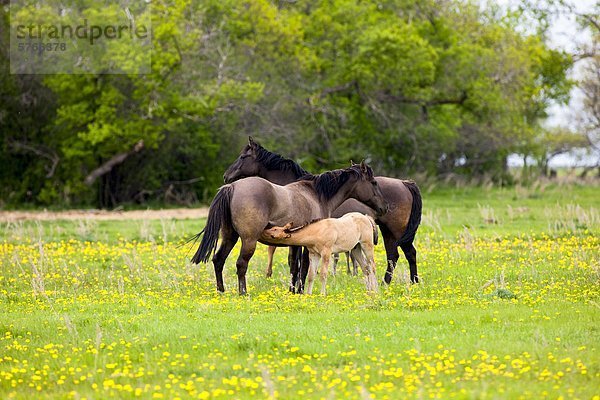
[267,222,294,239]
[350,161,388,217]
[223,137,262,183]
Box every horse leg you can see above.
[363,242,378,292]
[332,253,339,276]
[298,247,309,294]
[319,252,331,295]
[351,251,359,276]
[288,246,301,293]
[345,252,352,275]
[382,229,400,285]
[306,253,320,295]
[266,246,276,278]
[400,242,419,284]
[236,239,257,295]
[350,247,371,290]
[212,230,239,293]
[352,245,378,292]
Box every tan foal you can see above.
[262,212,379,295]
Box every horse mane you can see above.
[253,142,310,179]
[304,164,373,200]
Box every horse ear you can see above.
[248,136,256,147]
[359,160,373,178]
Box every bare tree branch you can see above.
[9,141,60,178]
[84,140,144,185]
[575,11,600,34]
[163,177,204,186]
[376,90,468,107]
[319,81,357,98]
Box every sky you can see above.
[486,0,596,124]
[542,0,596,129]
[487,0,599,167]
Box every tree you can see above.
[0,0,578,206]
[578,3,600,175]
[519,0,600,175]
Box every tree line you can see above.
[1,0,597,208]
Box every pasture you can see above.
[1,184,598,399]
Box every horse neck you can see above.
[285,224,322,246]
[260,167,302,186]
[321,180,357,216]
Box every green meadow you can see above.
[1,184,599,399]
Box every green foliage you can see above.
[353,23,438,93]
[0,0,576,207]
[490,288,518,300]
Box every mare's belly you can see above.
[269,198,319,226]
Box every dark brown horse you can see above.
[192,161,387,294]
[223,137,422,284]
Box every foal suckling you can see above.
[261,212,379,295]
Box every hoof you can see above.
[291,284,304,295]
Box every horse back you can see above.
[343,213,377,245]
[332,177,411,223]
[332,199,375,218]
[230,177,323,236]
[374,177,416,239]
[333,177,418,242]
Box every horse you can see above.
[191,161,388,295]
[261,212,379,295]
[223,137,422,284]
[223,137,310,279]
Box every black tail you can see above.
[191,185,234,264]
[396,180,422,245]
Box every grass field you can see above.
[1,184,599,399]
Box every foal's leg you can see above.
[265,246,276,278]
[350,251,359,276]
[212,229,239,293]
[351,244,378,292]
[350,248,370,290]
[306,252,320,295]
[319,252,331,295]
[363,242,379,292]
[400,242,419,284]
[345,252,352,275]
[381,227,400,285]
[236,239,257,295]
